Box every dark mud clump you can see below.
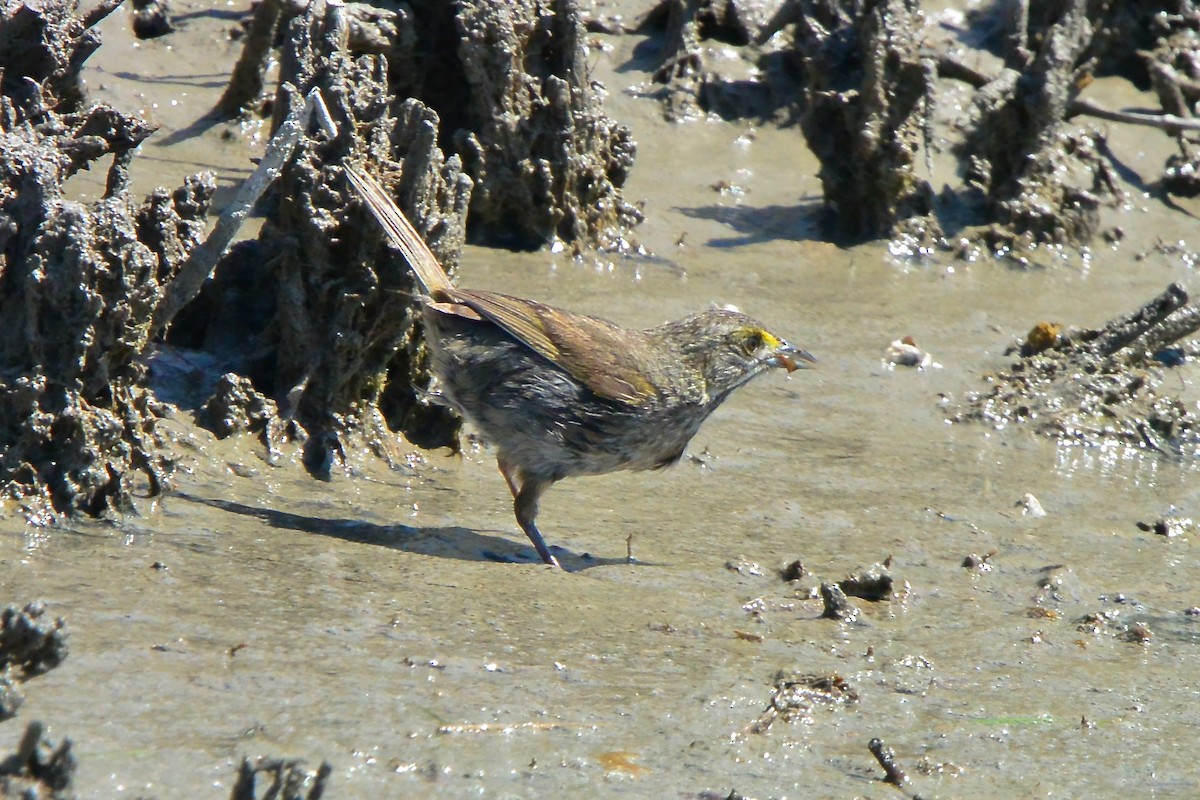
[819,581,859,622]
[837,562,897,601]
[0,602,68,678]
[199,374,279,441]
[0,0,214,519]
[217,0,641,252]
[950,282,1200,453]
[0,720,76,798]
[0,602,68,721]
[230,756,331,800]
[131,0,173,39]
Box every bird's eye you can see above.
[742,330,763,354]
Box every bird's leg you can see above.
[497,455,521,497]
[498,458,560,568]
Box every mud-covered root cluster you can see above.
[218,0,641,253]
[0,1,215,519]
[638,0,1200,255]
[198,0,473,473]
[951,282,1200,453]
[796,0,940,246]
[955,0,1111,250]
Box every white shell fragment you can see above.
[1018,493,1047,518]
[884,336,940,369]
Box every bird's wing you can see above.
[452,289,660,405]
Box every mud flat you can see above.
[3,0,1200,797]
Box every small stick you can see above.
[152,84,338,338]
[1069,96,1200,135]
[869,737,909,786]
[1086,282,1189,358]
[1136,302,1200,357]
[936,54,1200,134]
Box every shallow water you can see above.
[3,1,1200,797]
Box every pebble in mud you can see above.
[962,550,996,572]
[131,0,174,38]
[819,581,860,622]
[884,336,938,369]
[1017,493,1047,517]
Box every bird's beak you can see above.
[768,340,817,373]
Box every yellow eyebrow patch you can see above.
[757,329,783,349]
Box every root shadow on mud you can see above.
[677,200,827,247]
[174,492,635,570]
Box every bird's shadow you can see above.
[174,491,635,572]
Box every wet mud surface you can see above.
[4,0,1200,797]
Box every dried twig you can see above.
[1087,281,1189,357]
[1069,96,1200,135]
[868,737,909,786]
[937,54,1200,134]
[152,84,338,339]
